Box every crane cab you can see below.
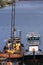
[4,37,21,54]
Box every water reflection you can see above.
[13,61,43,65]
[10,60,43,65]
[11,60,23,65]
[0,61,23,65]
[0,60,43,65]
[24,61,43,65]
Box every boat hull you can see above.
[0,52,23,59]
[24,55,43,64]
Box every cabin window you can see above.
[34,37,40,40]
[8,41,11,43]
[13,43,20,51]
[28,37,40,41]
[16,43,20,50]
[16,41,20,43]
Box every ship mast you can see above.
[11,0,16,48]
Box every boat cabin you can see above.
[26,32,40,52]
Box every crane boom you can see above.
[11,0,16,43]
[11,0,16,49]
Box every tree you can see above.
[0,0,6,7]
[0,0,3,3]
[0,0,4,7]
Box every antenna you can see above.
[19,31,22,43]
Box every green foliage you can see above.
[0,0,3,2]
[0,0,15,8]
[0,0,4,7]
[0,0,7,7]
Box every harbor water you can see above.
[0,1,43,65]
[0,1,43,51]
[0,60,43,65]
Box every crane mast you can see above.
[11,0,16,45]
